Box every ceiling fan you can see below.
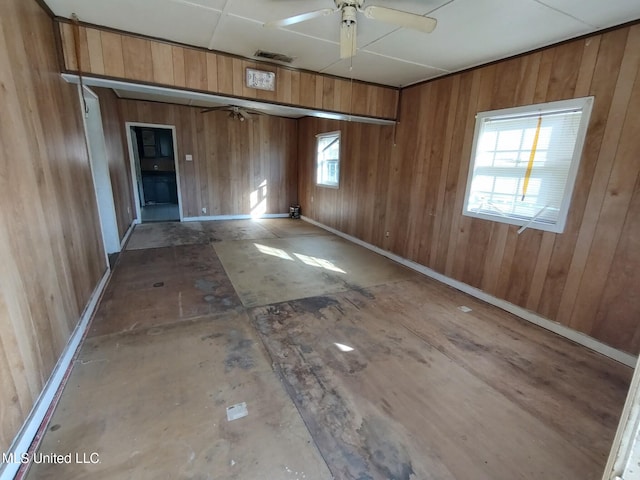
[265,0,437,59]
[200,105,262,121]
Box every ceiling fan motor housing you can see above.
[342,6,357,25]
[335,0,364,10]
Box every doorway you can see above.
[125,123,182,223]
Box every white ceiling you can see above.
[44,0,640,87]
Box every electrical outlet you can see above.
[202,207,207,214]
[385,231,390,238]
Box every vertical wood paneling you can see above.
[298,118,394,247]
[593,173,640,349]
[172,46,186,88]
[217,55,233,95]
[232,58,243,97]
[100,31,125,78]
[56,22,398,119]
[151,42,174,86]
[277,67,292,104]
[538,28,628,320]
[299,24,640,354]
[568,29,640,332]
[556,27,635,326]
[85,28,104,75]
[299,72,319,109]
[121,36,152,82]
[184,48,207,91]
[205,52,218,92]
[120,99,297,217]
[59,22,77,70]
[0,0,106,451]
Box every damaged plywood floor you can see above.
[26,219,632,480]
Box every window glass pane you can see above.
[464,98,592,233]
[316,132,340,187]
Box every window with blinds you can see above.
[463,97,593,233]
[316,131,341,188]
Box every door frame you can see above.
[79,86,120,260]
[125,122,183,223]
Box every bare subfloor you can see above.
[26,219,632,480]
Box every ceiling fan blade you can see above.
[265,8,336,28]
[363,6,437,33]
[201,106,229,113]
[238,109,252,121]
[339,20,357,59]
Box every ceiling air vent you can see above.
[254,50,294,64]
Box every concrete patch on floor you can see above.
[26,315,331,480]
[214,234,414,307]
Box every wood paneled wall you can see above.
[299,24,640,354]
[95,88,136,239]
[57,21,398,120]
[120,100,298,217]
[0,0,106,451]
[298,118,394,248]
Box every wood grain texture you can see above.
[299,24,640,354]
[55,22,398,119]
[298,118,394,248]
[0,0,106,451]
[120,100,297,218]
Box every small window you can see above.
[316,131,340,188]
[463,97,593,233]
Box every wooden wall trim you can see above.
[55,19,398,120]
[34,0,55,18]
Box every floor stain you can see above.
[292,296,339,319]
[224,330,254,372]
[359,418,414,480]
[195,279,220,292]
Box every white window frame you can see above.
[316,131,341,188]
[463,97,594,233]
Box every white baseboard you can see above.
[120,221,135,249]
[183,213,290,222]
[0,267,111,480]
[301,216,637,367]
